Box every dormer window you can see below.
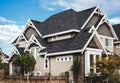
[43,29,80,42]
[47,34,76,42]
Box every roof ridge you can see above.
[78,6,97,13]
[44,9,76,22]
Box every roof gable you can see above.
[36,7,96,36]
[24,34,45,52]
[113,24,120,41]
[98,23,113,37]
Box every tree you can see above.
[97,55,119,83]
[21,52,36,83]
[71,59,81,83]
[12,55,24,75]
[13,52,36,83]
[88,73,97,83]
[20,52,36,74]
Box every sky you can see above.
[0,0,120,56]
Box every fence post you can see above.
[49,73,52,83]
[10,75,12,83]
[65,71,69,83]
[44,74,46,83]
[20,74,22,83]
[2,68,5,80]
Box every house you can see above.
[9,6,118,82]
[0,48,9,63]
[113,24,120,56]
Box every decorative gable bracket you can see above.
[24,34,46,52]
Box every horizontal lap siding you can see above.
[34,59,49,76]
[50,55,73,79]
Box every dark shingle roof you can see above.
[46,28,92,53]
[112,24,120,40]
[17,48,24,54]
[33,7,96,36]
[18,6,97,54]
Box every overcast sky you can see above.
[0,0,120,56]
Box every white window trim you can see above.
[81,6,99,29]
[56,55,73,62]
[32,71,41,76]
[99,35,114,39]
[24,34,45,52]
[47,50,81,57]
[99,35,113,47]
[30,47,40,59]
[22,19,42,37]
[85,48,102,76]
[44,58,49,69]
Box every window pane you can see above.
[61,58,63,61]
[31,49,34,56]
[96,69,100,73]
[36,48,39,54]
[90,55,94,67]
[90,69,94,73]
[36,48,39,58]
[45,59,49,69]
[106,38,112,46]
[96,55,100,67]
[65,57,67,61]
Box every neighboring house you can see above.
[9,6,118,82]
[113,24,120,56]
[0,49,9,63]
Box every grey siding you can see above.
[34,58,49,76]
[50,55,73,80]
[98,23,113,37]
[114,45,120,56]
[88,36,102,49]
[86,14,101,28]
[88,38,98,48]
[24,27,39,40]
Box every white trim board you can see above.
[81,6,98,29]
[24,34,45,52]
[22,19,42,37]
[81,26,108,55]
[42,29,80,38]
[46,50,82,57]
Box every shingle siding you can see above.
[98,23,113,37]
[24,27,39,40]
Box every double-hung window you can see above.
[90,54,101,73]
[106,38,112,46]
[85,49,102,75]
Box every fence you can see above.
[0,75,66,83]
